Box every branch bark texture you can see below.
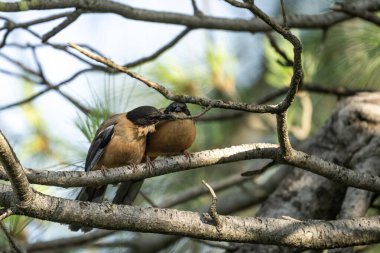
[234,92,380,252]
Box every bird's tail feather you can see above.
[69,185,107,232]
[112,180,144,205]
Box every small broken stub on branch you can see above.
[202,180,222,232]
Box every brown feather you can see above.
[146,113,196,158]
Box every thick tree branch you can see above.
[0,0,379,32]
[0,143,380,193]
[26,170,283,253]
[0,185,379,249]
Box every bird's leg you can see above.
[183,150,193,163]
[100,165,109,176]
[130,163,138,173]
[145,156,155,175]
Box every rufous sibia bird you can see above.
[69,106,172,232]
[112,102,196,205]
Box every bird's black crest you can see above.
[127,106,169,125]
[164,102,191,116]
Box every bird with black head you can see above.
[112,102,196,205]
[69,106,171,232]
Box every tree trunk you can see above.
[232,93,380,252]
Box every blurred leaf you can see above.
[75,81,132,142]
[263,35,294,88]
[206,43,239,100]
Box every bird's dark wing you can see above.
[85,124,115,172]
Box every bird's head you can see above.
[127,106,172,126]
[164,102,191,116]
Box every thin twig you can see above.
[0,12,73,47]
[276,112,292,156]
[42,10,83,42]
[266,32,293,66]
[331,4,380,26]
[197,85,376,122]
[69,43,284,114]
[202,180,222,232]
[280,0,287,28]
[225,0,303,113]
[126,27,192,68]
[241,160,276,177]
[159,173,252,208]
[176,105,213,120]
[191,0,203,16]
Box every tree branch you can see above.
[0,0,379,32]
[0,131,34,209]
[69,43,280,113]
[0,142,380,193]
[125,27,192,68]
[331,3,380,26]
[0,184,380,249]
[42,10,83,42]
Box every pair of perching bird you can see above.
[69,102,196,232]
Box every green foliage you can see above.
[75,81,132,142]
[149,42,238,100]
[314,20,380,89]
[263,35,294,88]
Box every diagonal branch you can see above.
[0,131,34,209]
[69,43,280,113]
[42,9,83,42]
[125,27,192,68]
[225,0,303,112]
[331,3,380,26]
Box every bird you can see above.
[112,102,196,205]
[146,102,196,159]
[69,106,172,232]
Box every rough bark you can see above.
[233,93,380,252]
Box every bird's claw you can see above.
[100,166,109,176]
[145,156,155,175]
[130,163,138,173]
[183,150,193,163]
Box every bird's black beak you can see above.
[158,113,175,120]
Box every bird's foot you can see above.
[100,165,109,176]
[145,156,155,175]
[183,150,193,163]
[130,163,138,173]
